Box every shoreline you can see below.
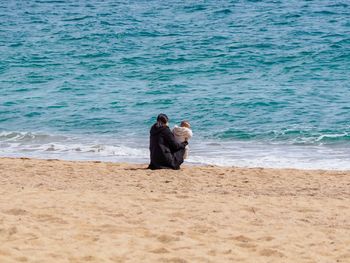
[1,157,350,262]
[1,156,350,172]
[2,130,350,171]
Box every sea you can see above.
[1,0,350,170]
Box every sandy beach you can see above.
[0,157,349,262]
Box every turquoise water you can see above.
[1,1,350,169]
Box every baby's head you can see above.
[180,120,191,129]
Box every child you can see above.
[172,120,193,159]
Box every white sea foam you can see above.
[1,131,350,170]
[188,139,350,170]
[0,131,148,163]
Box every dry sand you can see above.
[0,157,349,263]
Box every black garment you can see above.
[148,123,187,170]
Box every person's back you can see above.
[149,123,173,168]
[149,114,187,170]
[172,121,192,159]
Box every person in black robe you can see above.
[148,113,188,170]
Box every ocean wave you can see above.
[314,133,350,142]
[0,131,148,161]
[1,131,350,170]
[0,131,68,143]
[214,129,350,145]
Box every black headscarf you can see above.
[156,113,169,128]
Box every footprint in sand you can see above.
[169,212,184,218]
[82,255,96,261]
[150,247,169,254]
[160,257,188,263]
[232,235,252,242]
[237,242,257,249]
[258,236,275,242]
[259,248,284,257]
[4,208,27,216]
[8,226,17,236]
[0,227,17,237]
[36,214,67,224]
[176,195,189,199]
[232,235,257,249]
[69,256,97,262]
[173,231,185,236]
[98,224,119,234]
[223,249,232,254]
[107,212,124,218]
[74,233,98,242]
[190,224,216,234]
[157,234,180,243]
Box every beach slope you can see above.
[0,157,349,262]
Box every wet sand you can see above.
[0,157,349,262]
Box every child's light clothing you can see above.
[172,125,193,159]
